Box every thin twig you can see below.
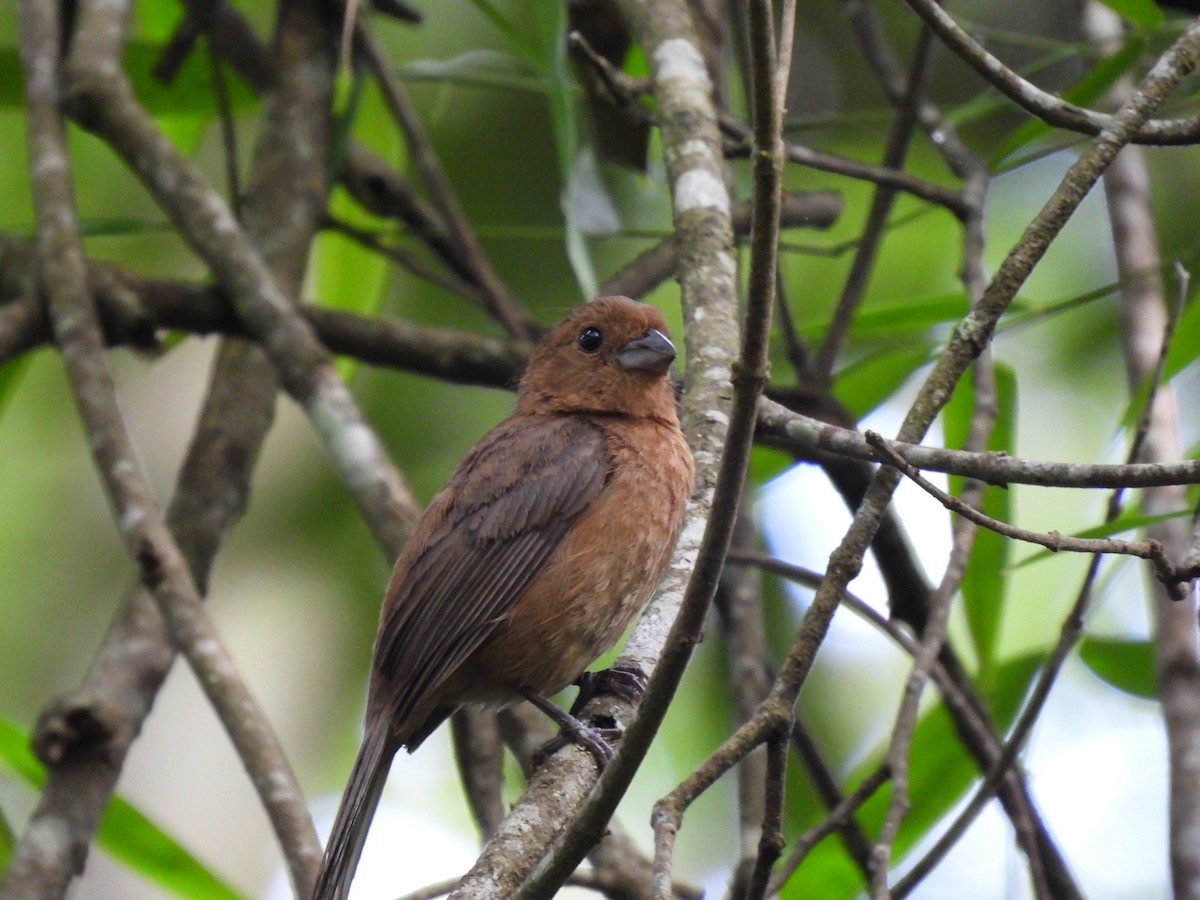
[864,431,1193,586]
[58,6,421,556]
[10,2,321,895]
[812,19,933,381]
[713,506,771,899]
[771,765,890,890]
[353,22,534,338]
[902,0,1200,145]
[205,31,242,220]
[742,734,788,900]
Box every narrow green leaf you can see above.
[798,293,970,344]
[1095,0,1165,28]
[1164,287,1200,381]
[990,36,1146,167]
[749,444,795,488]
[0,799,13,875]
[401,51,546,94]
[834,341,936,420]
[317,77,403,382]
[622,42,649,79]
[1079,636,1157,698]
[533,2,602,297]
[461,0,542,63]
[944,363,1017,672]
[0,717,247,900]
[781,653,1043,897]
[0,355,33,423]
[1012,507,1193,570]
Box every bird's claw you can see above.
[570,665,648,715]
[532,714,619,770]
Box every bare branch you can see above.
[902,0,1200,145]
[354,22,534,339]
[865,431,1190,585]
[8,3,321,896]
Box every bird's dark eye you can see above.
[576,326,604,354]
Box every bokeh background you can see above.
[2,1,1200,897]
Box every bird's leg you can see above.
[569,665,648,715]
[525,667,650,769]
[520,686,614,769]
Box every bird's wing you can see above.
[372,415,609,737]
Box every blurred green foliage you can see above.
[2,0,1200,897]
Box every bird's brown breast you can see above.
[458,415,693,698]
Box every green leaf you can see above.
[944,363,1017,672]
[781,653,1043,897]
[462,0,542,64]
[1012,507,1194,570]
[749,444,795,488]
[316,76,403,382]
[0,355,33,423]
[1079,636,1157,698]
[0,717,247,900]
[834,341,936,420]
[1164,284,1200,382]
[989,36,1146,167]
[401,51,546,94]
[1095,0,1165,29]
[0,798,13,876]
[535,3,602,297]
[132,43,258,115]
[798,293,971,344]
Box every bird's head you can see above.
[516,296,681,424]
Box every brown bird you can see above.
[313,295,694,900]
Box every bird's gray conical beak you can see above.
[616,328,676,372]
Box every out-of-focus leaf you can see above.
[623,42,649,79]
[155,115,209,156]
[462,0,541,63]
[0,717,246,900]
[944,362,1017,672]
[566,148,620,236]
[1163,286,1200,382]
[948,38,1094,132]
[47,43,257,114]
[316,76,402,382]
[782,653,1043,898]
[1000,281,1116,334]
[532,2,601,296]
[1013,507,1193,570]
[977,651,1044,720]
[1095,0,1166,28]
[0,355,33,423]
[77,218,174,238]
[798,293,970,344]
[0,798,12,875]
[133,3,185,42]
[750,444,795,489]
[402,50,545,93]
[989,36,1146,167]
[834,341,935,420]
[1079,636,1157,698]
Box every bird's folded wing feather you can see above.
[373,415,609,729]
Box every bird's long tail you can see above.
[312,723,393,900]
